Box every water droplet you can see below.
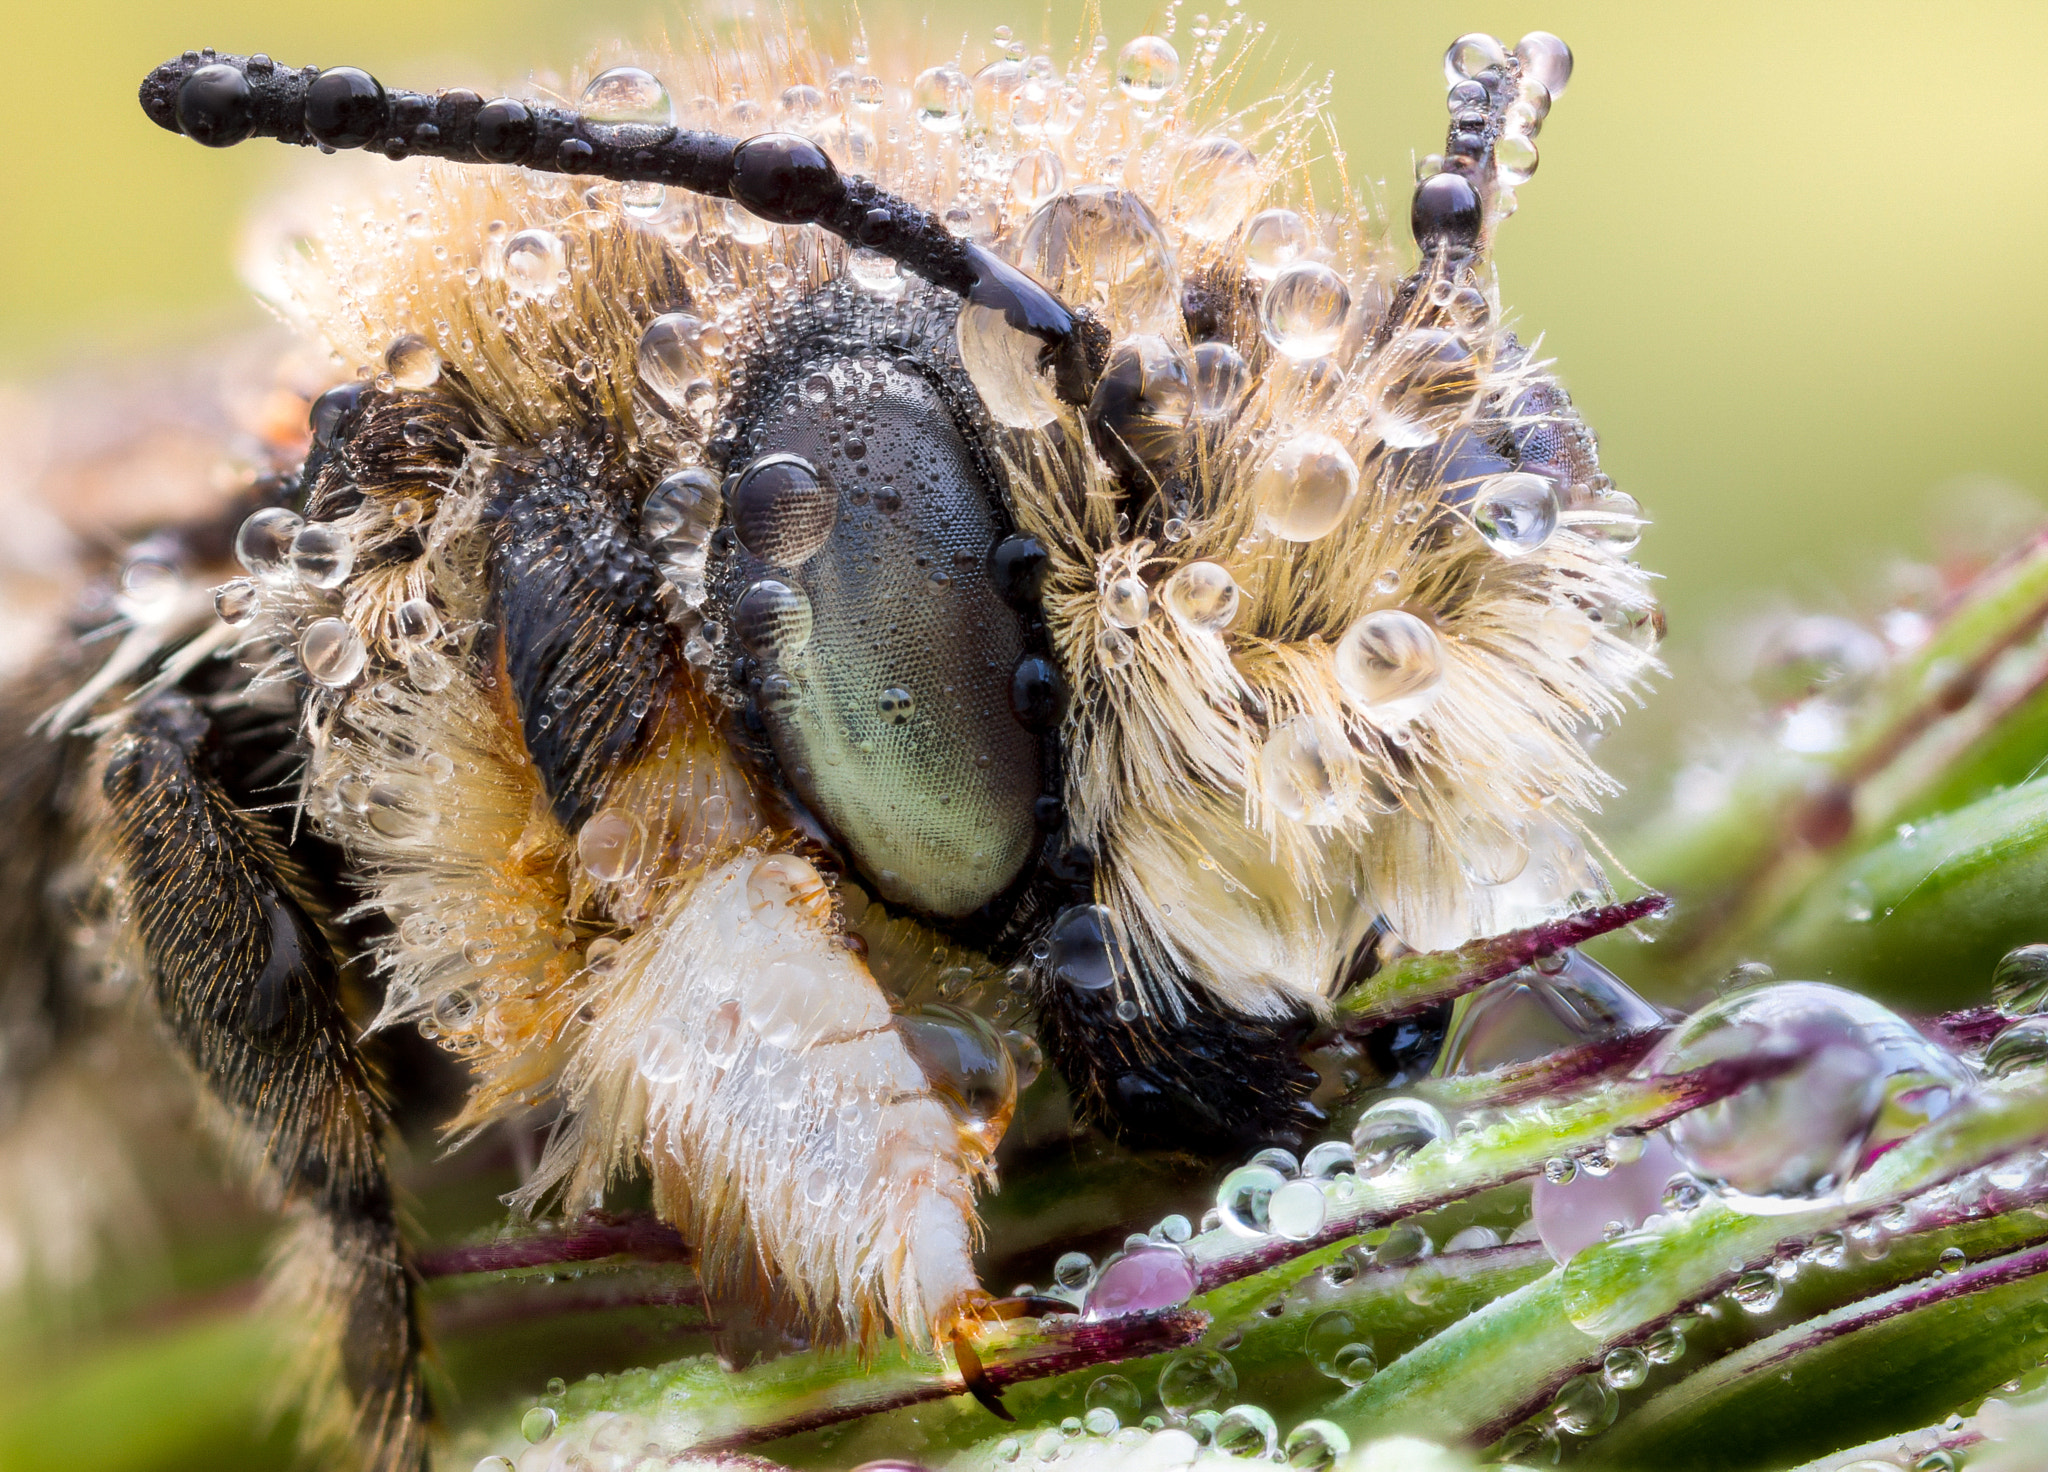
[637,313,715,409]
[1371,328,1480,449]
[1261,262,1351,361]
[1515,32,1574,99]
[299,618,366,687]
[582,65,673,125]
[1100,575,1150,629]
[1191,342,1251,419]
[1993,944,2048,1014]
[957,299,1062,429]
[733,579,815,662]
[1082,1245,1196,1319]
[1157,1348,1236,1418]
[912,65,972,132]
[214,578,259,627]
[1054,1251,1096,1292]
[637,1017,689,1083]
[1087,335,1194,482]
[1116,36,1180,103]
[1036,903,1119,996]
[1170,136,1260,241]
[1473,473,1561,556]
[1352,1097,1448,1174]
[1550,1372,1618,1436]
[521,1405,558,1443]
[1444,33,1509,82]
[1253,432,1357,542]
[1217,1163,1285,1237]
[502,228,567,299]
[1335,610,1445,723]
[1601,1346,1648,1390]
[1642,1324,1685,1364]
[731,454,836,567]
[1161,561,1240,633]
[1283,1419,1350,1469]
[703,998,745,1068]
[1259,716,1344,825]
[1083,1374,1142,1429]
[290,522,355,589]
[1211,1404,1277,1458]
[1018,187,1179,336]
[384,333,439,389]
[1242,208,1310,281]
[1266,1179,1327,1240]
[877,685,916,723]
[394,597,441,646]
[1728,1268,1783,1313]
[1009,147,1065,208]
[1495,131,1539,186]
[898,1004,1018,1140]
[1644,981,1972,1212]
[236,507,304,578]
[1985,1016,2048,1078]
[578,809,647,883]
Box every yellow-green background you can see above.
[1,5,2045,1465]
[5,0,2045,647]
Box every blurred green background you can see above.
[5,0,2046,651]
[2,3,2046,1465]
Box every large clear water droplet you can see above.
[637,313,713,409]
[957,301,1062,429]
[1259,716,1345,825]
[1080,1244,1197,1320]
[1261,261,1351,361]
[1242,208,1309,281]
[299,617,366,687]
[1046,904,1122,991]
[911,65,972,133]
[1087,335,1194,483]
[1170,136,1260,241]
[236,507,303,578]
[1156,1348,1236,1417]
[1018,186,1179,336]
[578,809,647,883]
[1351,1096,1448,1174]
[1334,610,1445,723]
[1217,1163,1285,1236]
[290,522,355,589]
[1993,943,2048,1014]
[503,228,567,300]
[1439,951,1663,1074]
[1116,36,1180,103]
[1305,1308,1376,1384]
[1161,561,1239,632]
[731,454,836,567]
[1253,432,1357,542]
[1473,473,1561,556]
[1641,981,1972,1213]
[581,66,674,125]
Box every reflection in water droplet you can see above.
[385,333,440,389]
[1191,342,1251,419]
[733,579,815,662]
[1993,943,2048,1014]
[731,454,836,567]
[578,809,647,883]
[1171,136,1260,241]
[637,314,713,408]
[877,685,916,723]
[1018,187,1179,335]
[1351,1097,1448,1174]
[1643,981,1972,1213]
[957,301,1063,428]
[1253,433,1357,542]
[1266,1178,1328,1240]
[1216,1163,1285,1236]
[1261,261,1351,361]
[299,618,366,687]
[912,65,972,132]
[581,66,674,125]
[1242,209,1309,280]
[1335,610,1445,723]
[1156,1349,1236,1417]
[1080,1246,1196,1320]
[236,507,304,578]
[1100,576,1150,630]
[290,523,355,589]
[502,229,567,299]
[1116,36,1180,102]
[1473,473,1561,556]
[1283,1419,1351,1470]
[638,1018,690,1083]
[1047,904,1121,991]
[1009,148,1065,209]
[1985,1017,2048,1078]
[214,579,260,627]
[1161,561,1239,632]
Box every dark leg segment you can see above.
[101,695,426,1471]
[1036,979,1326,1159]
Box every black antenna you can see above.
[140,50,1100,405]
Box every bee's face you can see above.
[706,292,1050,920]
[34,21,1648,1464]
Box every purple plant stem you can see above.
[1336,893,1672,1031]
[417,1211,691,1279]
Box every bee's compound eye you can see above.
[303,67,388,149]
[716,353,1043,919]
[176,63,255,147]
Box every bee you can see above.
[0,13,1654,1469]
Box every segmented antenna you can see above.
[138,50,1100,404]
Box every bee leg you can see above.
[100,694,427,1472]
[1035,974,1327,1159]
[951,1328,1015,1421]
